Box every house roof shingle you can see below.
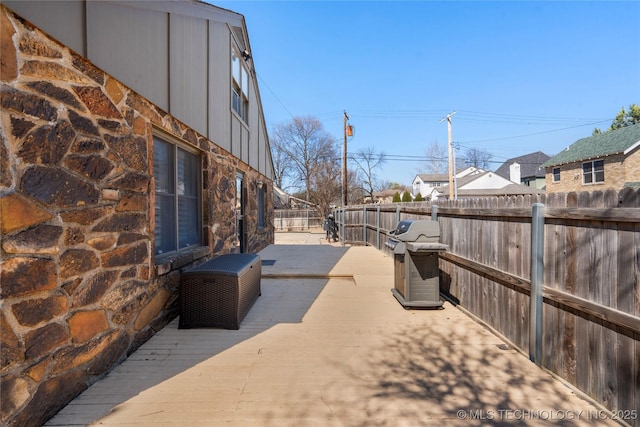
[495,151,550,180]
[416,174,449,182]
[542,124,640,168]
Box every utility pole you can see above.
[342,111,349,207]
[440,111,456,200]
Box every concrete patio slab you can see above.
[44,233,621,426]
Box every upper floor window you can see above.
[552,167,560,182]
[231,48,249,122]
[153,136,201,255]
[582,160,604,185]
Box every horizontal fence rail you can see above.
[334,188,640,425]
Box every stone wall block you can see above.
[105,134,147,171]
[24,322,69,360]
[0,133,12,188]
[63,227,84,246]
[104,77,124,104]
[26,358,48,382]
[84,330,129,376]
[50,329,121,375]
[86,235,117,251]
[1,257,57,299]
[11,295,68,327]
[67,310,108,344]
[111,293,147,325]
[97,118,127,134]
[2,224,62,254]
[101,241,148,267]
[72,86,121,119]
[1,86,57,121]
[68,110,100,136]
[64,154,114,181]
[125,94,162,123]
[18,32,63,59]
[0,193,53,234]
[72,56,104,86]
[70,135,104,153]
[19,120,75,165]
[21,166,100,207]
[102,279,147,312]
[26,81,83,110]
[1,313,23,369]
[10,116,36,139]
[60,206,112,225]
[9,370,87,427]
[116,193,146,212]
[134,288,170,331]
[59,248,99,279]
[61,278,83,298]
[22,60,91,85]
[132,115,147,135]
[70,270,118,308]
[0,9,17,82]
[92,212,146,233]
[108,171,149,193]
[0,374,30,425]
[117,233,146,245]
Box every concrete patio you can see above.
[45,232,620,426]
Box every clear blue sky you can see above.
[216,0,640,187]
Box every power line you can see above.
[255,73,295,119]
[459,119,611,143]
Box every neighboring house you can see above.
[542,124,640,193]
[412,166,483,200]
[433,171,544,200]
[495,151,550,189]
[1,2,274,425]
[370,189,400,203]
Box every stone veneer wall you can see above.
[0,6,273,426]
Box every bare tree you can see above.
[350,146,386,203]
[421,139,448,174]
[271,116,337,201]
[270,138,293,190]
[310,159,341,216]
[462,147,492,169]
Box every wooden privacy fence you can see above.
[334,188,639,424]
[273,208,323,231]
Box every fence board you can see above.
[335,188,639,424]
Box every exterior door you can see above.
[235,172,245,252]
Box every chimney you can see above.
[509,162,521,184]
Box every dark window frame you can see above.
[153,134,202,257]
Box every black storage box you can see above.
[179,253,261,329]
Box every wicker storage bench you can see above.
[179,253,261,330]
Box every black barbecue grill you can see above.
[385,220,448,308]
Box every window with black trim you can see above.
[552,167,560,182]
[582,160,604,184]
[231,48,249,122]
[153,135,201,255]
